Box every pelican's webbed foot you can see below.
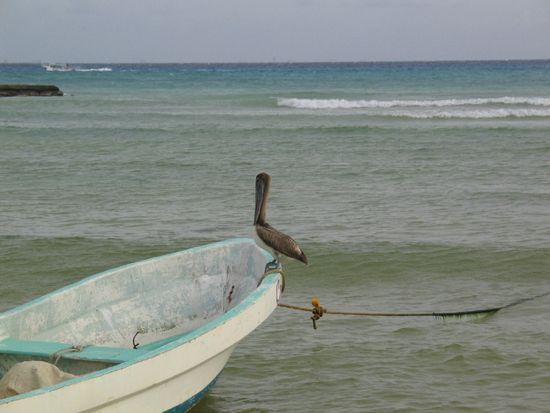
[258,259,285,292]
[264,259,281,272]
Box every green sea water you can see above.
[1,62,550,412]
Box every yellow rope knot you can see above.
[310,297,326,330]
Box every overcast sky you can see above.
[1,0,550,63]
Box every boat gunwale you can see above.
[0,238,280,405]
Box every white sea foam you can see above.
[75,67,113,72]
[388,108,550,119]
[277,97,550,109]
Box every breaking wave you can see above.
[389,109,550,119]
[277,97,550,109]
[75,67,113,72]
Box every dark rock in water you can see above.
[0,84,64,97]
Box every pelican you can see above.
[254,172,308,272]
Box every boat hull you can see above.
[164,374,220,413]
[0,239,282,412]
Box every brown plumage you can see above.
[254,172,308,265]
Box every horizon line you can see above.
[2,58,550,65]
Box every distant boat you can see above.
[41,63,74,72]
[0,238,283,412]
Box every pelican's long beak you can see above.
[254,175,265,225]
[254,173,271,225]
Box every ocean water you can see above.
[1,61,550,412]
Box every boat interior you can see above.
[0,241,268,377]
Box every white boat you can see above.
[41,63,74,72]
[0,238,283,412]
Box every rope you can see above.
[279,302,441,317]
[278,292,550,329]
[258,268,287,292]
[51,344,88,365]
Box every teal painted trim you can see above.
[0,338,147,364]
[0,238,280,405]
[0,338,69,357]
[137,331,188,352]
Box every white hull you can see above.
[0,239,282,412]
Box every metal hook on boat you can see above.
[132,331,141,349]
